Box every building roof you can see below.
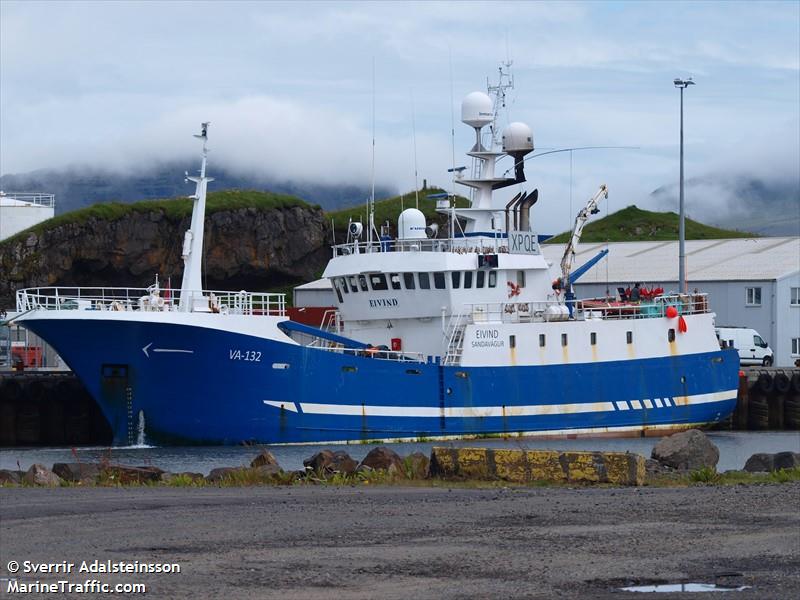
[541,236,800,284]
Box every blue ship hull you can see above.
[22,318,740,445]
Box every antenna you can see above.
[369,57,377,248]
[411,90,420,210]
[448,47,457,239]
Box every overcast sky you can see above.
[1,0,798,232]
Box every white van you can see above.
[715,326,774,366]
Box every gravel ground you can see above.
[1,483,798,599]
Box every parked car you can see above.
[715,326,774,366]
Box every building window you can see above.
[403,273,415,289]
[463,271,473,289]
[358,274,368,292]
[590,332,597,346]
[539,334,546,347]
[792,338,800,356]
[476,271,486,288]
[745,287,761,306]
[488,271,497,288]
[451,272,461,289]
[418,272,431,290]
[369,274,388,291]
[517,270,526,288]
[626,331,633,344]
[561,333,568,347]
[791,287,800,306]
[389,273,401,290]
[433,272,446,289]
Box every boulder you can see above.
[0,469,24,485]
[743,453,775,473]
[744,451,800,472]
[206,467,240,482]
[252,464,282,479]
[405,452,430,479]
[359,446,403,473]
[773,451,800,470]
[100,465,164,484]
[250,450,280,469]
[52,462,100,483]
[23,464,63,486]
[651,429,719,471]
[303,450,358,475]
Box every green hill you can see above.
[326,187,470,229]
[544,205,756,244]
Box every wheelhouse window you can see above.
[369,274,388,291]
[339,277,349,294]
[358,275,368,292]
[451,271,461,289]
[433,272,446,289]
[418,272,431,290]
[389,273,401,290]
[476,271,485,288]
[488,271,497,288]
[745,287,761,306]
[463,271,473,289]
[334,282,343,304]
[403,273,415,289]
[348,275,358,293]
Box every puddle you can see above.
[621,583,751,593]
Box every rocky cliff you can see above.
[0,190,329,308]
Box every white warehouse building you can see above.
[294,236,800,367]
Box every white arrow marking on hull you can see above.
[263,400,298,412]
[142,343,193,358]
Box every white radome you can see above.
[398,208,428,240]
[461,91,494,129]
[502,122,534,154]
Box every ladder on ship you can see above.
[443,311,468,366]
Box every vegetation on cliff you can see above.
[0,189,316,247]
[545,205,755,244]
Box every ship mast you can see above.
[179,122,214,312]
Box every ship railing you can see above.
[311,344,427,364]
[0,192,55,208]
[16,286,286,317]
[331,236,523,257]
[460,293,710,324]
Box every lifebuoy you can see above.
[507,281,521,299]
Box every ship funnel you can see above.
[519,188,539,231]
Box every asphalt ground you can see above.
[1,483,798,599]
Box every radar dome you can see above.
[398,208,427,240]
[502,122,534,155]
[461,92,494,129]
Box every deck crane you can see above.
[556,184,608,315]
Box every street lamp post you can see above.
[674,77,695,294]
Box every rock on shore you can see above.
[651,429,719,471]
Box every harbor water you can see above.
[2,431,798,476]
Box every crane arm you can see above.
[560,184,608,287]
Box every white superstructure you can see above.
[0,192,55,241]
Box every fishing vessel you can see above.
[11,70,739,445]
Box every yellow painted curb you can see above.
[429,447,645,486]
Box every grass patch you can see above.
[326,187,470,230]
[0,189,314,247]
[545,205,756,244]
